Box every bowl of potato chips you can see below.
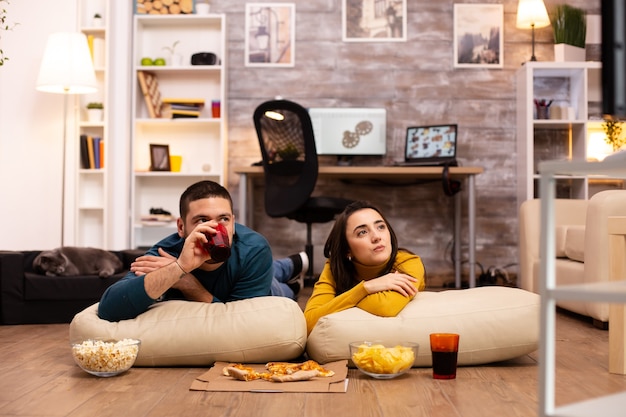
[349,341,418,379]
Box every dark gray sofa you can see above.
[0,249,143,324]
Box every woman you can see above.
[303,201,426,334]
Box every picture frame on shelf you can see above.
[453,3,503,69]
[150,144,171,171]
[245,3,295,67]
[342,0,407,42]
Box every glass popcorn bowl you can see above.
[71,338,141,377]
[349,341,418,379]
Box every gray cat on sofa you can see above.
[33,247,123,278]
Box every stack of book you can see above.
[80,134,104,169]
[161,98,205,119]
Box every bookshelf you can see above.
[516,62,602,208]
[515,61,625,209]
[75,0,109,248]
[131,13,228,248]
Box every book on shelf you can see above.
[93,137,101,169]
[87,136,95,169]
[137,71,163,118]
[80,134,90,169]
[162,102,204,112]
[162,108,201,119]
[80,135,104,169]
[162,97,205,106]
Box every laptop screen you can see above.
[404,124,457,164]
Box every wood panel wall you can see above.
[215,0,600,286]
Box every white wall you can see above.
[0,0,131,250]
[0,1,76,250]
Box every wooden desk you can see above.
[234,165,484,288]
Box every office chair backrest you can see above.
[253,99,319,217]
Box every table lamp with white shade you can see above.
[36,32,97,245]
[516,0,551,62]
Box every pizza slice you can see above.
[270,369,321,382]
[266,360,335,377]
[223,360,335,382]
[222,363,270,381]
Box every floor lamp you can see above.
[516,0,551,62]
[36,32,97,246]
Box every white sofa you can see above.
[519,190,626,326]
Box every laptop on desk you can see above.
[393,124,458,166]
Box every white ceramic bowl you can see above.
[349,341,418,379]
[71,338,141,377]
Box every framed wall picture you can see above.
[150,144,171,171]
[343,0,407,42]
[453,3,503,69]
[245,3,295,67]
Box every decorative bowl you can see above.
[349,341,418,379]
[71,338,141,377]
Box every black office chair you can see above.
[253,99,353,280]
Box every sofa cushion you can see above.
[564,225,585,262]
[306,286,539,366]
[23,272,127,301]
[69,296,307,366]
[555,225,568,257]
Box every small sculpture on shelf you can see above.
[163,40,182,66]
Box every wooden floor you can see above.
[1,297,625,417]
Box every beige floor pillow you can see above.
[70,297,307,366]
[306,286,539,366]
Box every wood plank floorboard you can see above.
[1,296,625,417]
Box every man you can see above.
[98,180,307,322]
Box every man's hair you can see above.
[179,180,233,220]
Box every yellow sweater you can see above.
[303,251,425,334]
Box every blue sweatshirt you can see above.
[97,223,273,321]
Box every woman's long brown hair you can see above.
[323,201,398,295]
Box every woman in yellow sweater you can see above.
[303,201,426,334]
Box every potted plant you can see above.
[162,40,182,66]
[602,117,626,152]
[0,0,18,66]
[92,13,103,27]
[86,102,104,122]
[549,4,586,62]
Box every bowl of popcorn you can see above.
[71,338,141,377]
[349,341,418,379]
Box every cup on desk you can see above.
[430,333,460,379]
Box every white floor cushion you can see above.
[306,286,539,366]
[69,297,307,366]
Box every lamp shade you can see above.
[516,0,551,29]
[36,32,97,94]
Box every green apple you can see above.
[140,57,153,66]
[154,57,166,66]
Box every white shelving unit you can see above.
[538,157,626,417]
[515,61,620,209]
[75,0,110,248]
[131,13,227,248]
